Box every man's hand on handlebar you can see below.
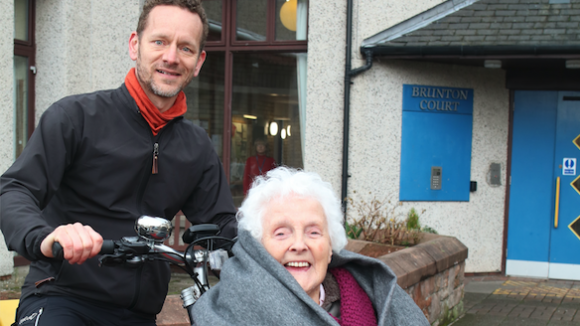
[40,223,103,264]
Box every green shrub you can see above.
[346,195,437,245]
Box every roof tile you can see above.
[496,10,517,16]
[513,22,535,28]
[499,29,522,34]
[464,35,486,41]
[531,35,553,40]
[508,4,532,10]
[433,30,456,36]
[525,16,549,22]
[469,23,492,29]
[504,16,526,22]
[548,15,569,22]
[461,17,484,23]
[449,23,470,29]
[538,9,555,15]
[543,29,566,34]
[473,10,495,16]
[469,4,489,10]
[557,22,580,28]
[490,22,514,28]
[550,4,573,9]
[507,35,531,41]
[442,36,464,41]
[481,17,505,23]
[477,29,500,35]
[521,29,544,34]
[533,22,556,28]
[455,30,478,36]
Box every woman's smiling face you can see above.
[261,195,333,304]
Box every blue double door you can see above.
[507,91,580,280]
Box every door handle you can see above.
[554,177,560,228]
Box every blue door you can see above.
[507,91,580,280]
[549,92,580,279]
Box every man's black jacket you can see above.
[0,84,237,315]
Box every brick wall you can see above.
[405,262,466,325]
[348,234,468,326]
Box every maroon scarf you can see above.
[329,268,378,326]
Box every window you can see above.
[12,0,36,267]
[187,0,308,206]
[13,0,35,159]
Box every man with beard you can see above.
[0,1,236,325]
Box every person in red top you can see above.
[243,139,277,196]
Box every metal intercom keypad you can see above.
[431,166,442,190]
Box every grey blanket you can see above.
[190,230,430,325]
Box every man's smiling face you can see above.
[129,5,206,108]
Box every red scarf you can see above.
[329,268,378,326]
[124,68,187,136]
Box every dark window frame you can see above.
[203,0,308,179]
[14,0,36,140]
[13,0,36,267]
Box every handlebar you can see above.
[51,233,235,269]
[50,220,235,325]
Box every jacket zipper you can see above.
[152,143,159,174]
[130,117,180,310]
[34,308,43,326]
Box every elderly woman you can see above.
[191,167,430,325]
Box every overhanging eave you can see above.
[362,45,580,59]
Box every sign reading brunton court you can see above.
[403,84,474,115]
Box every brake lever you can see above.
[98,238,151,268]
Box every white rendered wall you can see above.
[35,0,140,122]
[304,0,347,192]
[0,0,15,277]
[305,0,446,198]
[307,0,509,273]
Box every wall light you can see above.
[280,0,297,31]
[243,114,257,119]
[269,121,278,136]
[566,60,580,69]
[264,122,269,136]
[286,125,291,137]
[281,129,287,139]
[484,60,502,69]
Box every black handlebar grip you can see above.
[100,240,116,254]
[52,242,64,260]
[52,240,116,260]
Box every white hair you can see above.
[237,167,348,252]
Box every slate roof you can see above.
[362,0,580,57]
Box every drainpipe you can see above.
[341,0,373,214]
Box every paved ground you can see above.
[4,267,580,325]
[451,276,580,325]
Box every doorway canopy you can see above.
[360,0,580,88]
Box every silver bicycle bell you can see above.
[135,215,173,242]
